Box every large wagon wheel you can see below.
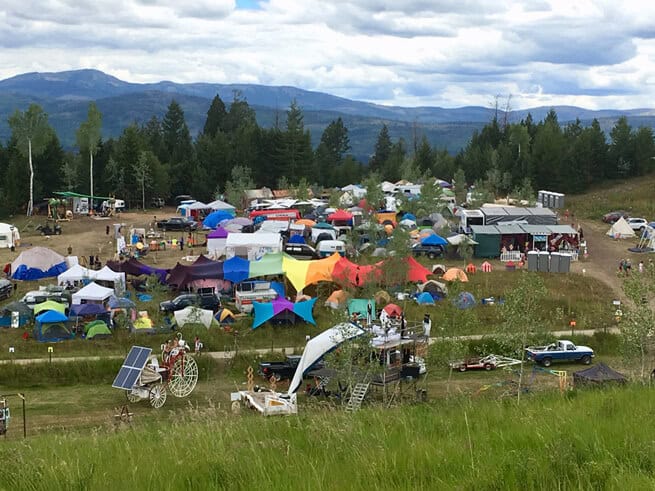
[126,390,141,403]
[149,383,167,408]
[168,355,199,398]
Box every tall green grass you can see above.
[1,386,653,490]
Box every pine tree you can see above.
[203,94,228,137]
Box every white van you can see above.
[316,240,346,258]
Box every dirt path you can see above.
[569,218,646,303]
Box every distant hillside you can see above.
[1,69,655,158]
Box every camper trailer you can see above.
[0,224,20,249]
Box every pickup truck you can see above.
[160,292,221,313]
[258,355,324,382]
[525,340,594,367]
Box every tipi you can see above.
[606,217,635,239]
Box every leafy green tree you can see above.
[76,102,102,209]
[8,104,54,215]
[362,172,384,213]
[224,165,254,211]
[134,151,155,210]
[620,267,655,380]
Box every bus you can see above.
[249,209,301,222]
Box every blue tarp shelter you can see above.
[203,210,234,229]
[421,234,448,246]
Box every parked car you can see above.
[159,292,221,313]
[36,223,62,236]
[284,243,318,260]
[602,210,630,223]
[411,243,445,259]
[525,340,594,367]
[0,279,13,301]
[627,217,649,232]
[156,217,198,231]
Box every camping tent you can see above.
[70,303,107,316]
[382,303,402,317]
[34,310,73,342]
[442,268,469,282]
[85,320,111,339]
[0,223,20,249]
[203,210,234,229]
[419,280,447,297]
[606,217,636,239]
[92,266,126,289]
[347,299,376,321]
[12,247,67,280]
[173,306,214,328]
[416,292,435,305]
[288,322,366,394]
[325,289,349,309]
[0,301,32,327]
[72,282,114,305]
[216,307,236,324]
[252,298,317,329]
[454,292,476,309]
[206,199,236,214]
[447,234,479,246]
[421,234,447,246]
[573,363,627,385]
[33,300,66,315]
[207,227,229,257]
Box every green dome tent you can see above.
[85,320,111,339]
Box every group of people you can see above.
[619,258,651,275]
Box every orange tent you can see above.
[442,268,469,282]
[325,289,348,308]
[295,218,316,227]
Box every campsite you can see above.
[0,172,654,489]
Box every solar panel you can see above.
[112,346,153,390]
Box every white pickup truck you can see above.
[525,340,594,367]
[234,280,278,313]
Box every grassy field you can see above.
[1,384,653,490]
[567,174,655,220]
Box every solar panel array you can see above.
[112,346,152,390]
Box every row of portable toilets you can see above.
[526,251,571,273]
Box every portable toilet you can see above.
[527,251,538,272]
[559,253,571,273]
[550,252,561,273]
[537,251,550,272]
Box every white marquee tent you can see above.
[72,282,114,305]
[57,264,93,285]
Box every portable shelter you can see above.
[347,299,376,321]
[105,258,168,282]
[57,264,93,285]
[0,223,20,249]
[421,234,448,246]
[447,234,478,246]
[481,261,492,272]
[173,306,214,328]
[573,363,627,385]
[70,303,107,317]
[327,210,353,223]
[325,290,348,309]
[206,199,236,214]
[207,227,229,257]
[442,268,469,282]
[288,322,366,394]
[85,320,111,339]
[216,307,236,324]
[416,292,435,304]
[225,232,283,261]
[203,210,234,229]
[454,292,476,309]
[252,298,317,329]
[33,300,66,315]
[382,303,402,317]
[606,217,635,239]
[0,301,31,327]
[72,282,114,305]
[93,266,126,289]
[419,280,447,297]
[12,247,67,280]
[405,256,433,283]
[34,310,73,342]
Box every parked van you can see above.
[316,240,346,257]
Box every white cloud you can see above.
[0,0,653,109]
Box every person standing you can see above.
[423,313,431,338]
[639,260,644,273]
[180,236,184,252]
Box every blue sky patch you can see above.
[236,0,261,9]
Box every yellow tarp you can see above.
[282,255,312,291]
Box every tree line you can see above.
[0,95,653,216]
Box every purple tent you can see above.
[166,256,224,289]
[208,227,229,239]
[106,258,168,282]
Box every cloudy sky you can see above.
[1,0,654,109]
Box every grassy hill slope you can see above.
[2,386,653,489]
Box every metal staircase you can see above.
[345,382,370,413]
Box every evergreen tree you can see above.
[315,117,351,185]
[162,100,196,196]
[413,136,434,174]
[609,116,633,178]
[278,100,313,180]
[203,94,228,137]
[369,124,392,175]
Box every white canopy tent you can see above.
[93,266,126,288]
[288,322,365,395]
[57,264,93,285]
[206,199,236,213]
[72,282,114,305]
[225,232,283,260]
[173,306,214,328]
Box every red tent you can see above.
[327,210,353,222]
[405,256,432,283]
[332,257,383,287]
[382,303,403,317]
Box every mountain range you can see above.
[1,69,655,160]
